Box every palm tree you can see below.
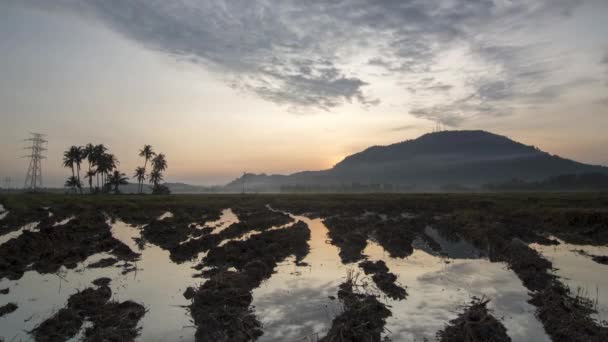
[93,144,108,189]
[62,146,80,178]
[134,166,146,193]
[85,170,96,193]
[152,153,167,172]
[64,176,82,194]
[82,143,96,193]
[97,153,118,191]
[149,169,164,188]
[139,145,155,172]
[107,170,129,194]
[73,146,84,193]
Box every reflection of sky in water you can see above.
[5,208,607,341]
[252,215,346,341]
[253,215,550,342]
[0,204,7,220]
[531,238,608,325]
[0,219,205,342]
[0,221,39,246]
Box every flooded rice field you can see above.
[0,194,607,341]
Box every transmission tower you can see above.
[23,133,47,191]
[3,177,12,189]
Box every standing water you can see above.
[251,214,551,342]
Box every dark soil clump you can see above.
[359,260,389,274]
[359,260,407,300]
[201,221,310,272]
[92,277,112,287]
[87,257,118,268]
[32,285,145,342]
[169,205,293,263]
[574,249,608,265]
[320,276,391,342]
[529,283,608,342]
[0,287,8,294]
[437,298,511,342]
[0,302,17,317]
[188,220,310,341]
[0,212,139,280]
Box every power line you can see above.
[23,132,47,191]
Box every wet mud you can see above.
[320,272,391,342]
[1,193,608,341]
[437,298,511,342]
[33,282,146,342]
[188,220,310,341]
[0,212,139,280]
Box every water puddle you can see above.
[251,213,550,342]
[53,216,76,227]
[205,208,239,234]
[531,238,608,325]
[0,222,39,246]
[5,208,604,341]
[0,204,7,220]
[423,226,486,259]
[0,219,205,342]
[158,211,174,220]
[364,242,549,342]
[251,215,345,341]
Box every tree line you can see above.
[62,144,169,194]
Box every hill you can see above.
[226,130,608,191]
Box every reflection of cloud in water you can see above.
[531,239,608,325]
[0,219,202,342]
[252,215,346,341]
[254,279,342,341]
[254,214,550,342]
[363,238,549,341]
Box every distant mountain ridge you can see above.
[226,130,608,191]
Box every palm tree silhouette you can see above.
[139,145,155,173]
[82,143,96,193]
[63,146,85,193]
[108,170,129,194]
[152,153,167,172]
[85,170,96,194]
[97,153,118,191]
[93,144,108,189]
[64,176,82,194]
[149,169,164,188]
[134,166,146,193]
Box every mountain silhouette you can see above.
[226,130,608,191]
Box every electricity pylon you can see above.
[23,133,47,191]
[3,177,12,189]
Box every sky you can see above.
[0,0,607,187]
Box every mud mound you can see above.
[574,249,608,265]
[530,283,608,342]
[32,285,145,342]
[437,298,510,342]
[320,276,391,342]
[189,220,310,341]
[201,221,310,271]
[190,271,262,342]
[0,213,139,280]
[0,302,17,317]
[324,214,430,263]
[169,205,293,263]
[359,260,407,300]
[87,257,118,268]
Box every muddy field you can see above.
[0,193,607,341]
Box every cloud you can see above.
[11,0,595,120]
[388,124,419,132]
